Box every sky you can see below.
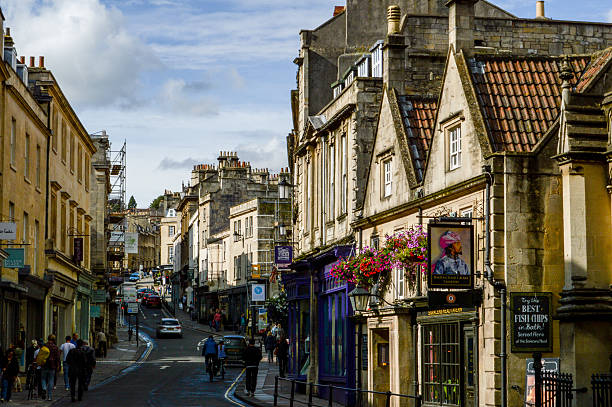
[1,0,611,206]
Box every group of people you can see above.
[207,309,224,332]
[264,324,289,378]
[0,332,99,403]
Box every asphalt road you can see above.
[55,306,247,407]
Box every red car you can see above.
[146,294,161,308]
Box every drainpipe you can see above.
[417,207,423,297]
[483,164,507,407]
[45,99,52,239]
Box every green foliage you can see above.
[128,195,137,209]
[150,195,164,210]
[266,291,288,326]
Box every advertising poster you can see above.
[258,308,267,332]
[428,223,474,289]
[524,358,559,406]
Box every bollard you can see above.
[274,376,278,406]
[308,382,314,407]
[290,380,295,407]
[328,385,333,407]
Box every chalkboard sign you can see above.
[510,292,553,352]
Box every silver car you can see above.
[156,318,183,338]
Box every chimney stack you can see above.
[446,0,477,54]
[387,5,401,35]
[39,56,44,68]
[29,56,35,67]
[536,1,545,19]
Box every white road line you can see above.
[160,365,170,370]
[224,368,247,407]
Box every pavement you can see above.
[8,320,151,406]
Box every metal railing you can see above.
[541,372,576,407]
[273,376,422,407]
[592,374,612,407]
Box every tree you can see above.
[128,195,137,209]
[266,291,288,326]
[150,195,164,210]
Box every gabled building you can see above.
[286,0,612,404]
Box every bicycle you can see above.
[205,354,216,382]
[216,357,226,380]
[25,363,38,400]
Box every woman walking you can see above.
[0,349,19,402]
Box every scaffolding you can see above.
[109,140,127,211]
[107,139,127,279]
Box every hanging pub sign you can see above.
[427,223,474,289]
[3,248,24,268]
[73,238,83,264]
[274,246,293,266]
[510,292,553,352]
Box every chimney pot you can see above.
[387,5,401,35]
[29,56,35,67]
[536,1,545,18]
[39,56,44,68]
[5,27,9,36]
[19,56,24,64]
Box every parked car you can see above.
[222,335,247,365]
[146,294,161,308]
[156,318,182,338]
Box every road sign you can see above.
[127,302,139,314]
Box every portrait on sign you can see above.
[428,223,473,289]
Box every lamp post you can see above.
[348,286,372,313]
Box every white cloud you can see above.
[2,0,159,108]
[158,78,218,116]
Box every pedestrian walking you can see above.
[96,331,107,358]
[82,341,96,390]
[70,333,79,347]
[265,332,276,363]
[214,310,222,332]
[242,338,262,397]
[0,349,19,402]
[66,339,87,402]
[39,334,61,401]
[59,336,75,391]
[277,335,289,378]
[239,313,247,335]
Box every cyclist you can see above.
[216,340,227,378]
[202,335,217,382]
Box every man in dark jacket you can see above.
[82,341,96,390]
[242,338,262,397]
[277,336,289,378]
[66,340,88,402]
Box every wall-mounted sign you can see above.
[251,264,261,279]
[3,248,24,268]
[251,283,266,302]
[510,292,553,353]
[73,238,83,264]
[0,222,17,240]
[427,223,474,289]
[109,231,124,245]
[428,290,475,308]
[124,232,138,254]
[93,290,107,303]
[90,305,101,318]
[275,246,293,266]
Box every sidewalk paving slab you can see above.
[7,322,149,406]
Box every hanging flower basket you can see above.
[331,225,428,295]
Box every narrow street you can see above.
[54,306,246,407]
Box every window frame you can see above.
[383,158,392,197]
[394,266,405,299]
[448,125,462,171]
[10,118,16,167]
[24,133,30,179]
[340,134,347,215]
[421,322,462,406]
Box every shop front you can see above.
[47,270,77,341]
[283,270,310,379]
[76,271,95,343]
[218,285,247,331]
[19,272,51,343]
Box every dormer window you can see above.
[357,55,371,77]
[449,126,462,170]
[370,41,384,78]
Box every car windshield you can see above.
[224,338,245,346]
[161,320,179,326]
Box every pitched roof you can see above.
[575,47,612,93]
[469,55,589,153]
[397,95,437,182]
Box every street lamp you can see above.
[278,178,292,200]
[348,286,372,313]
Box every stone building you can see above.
[124,209,161,273]
[286,0,612,405]
[29,57,97,345]
[0,25,51,350]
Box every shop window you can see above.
[321,293,345,376]
[422,323,461,405]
